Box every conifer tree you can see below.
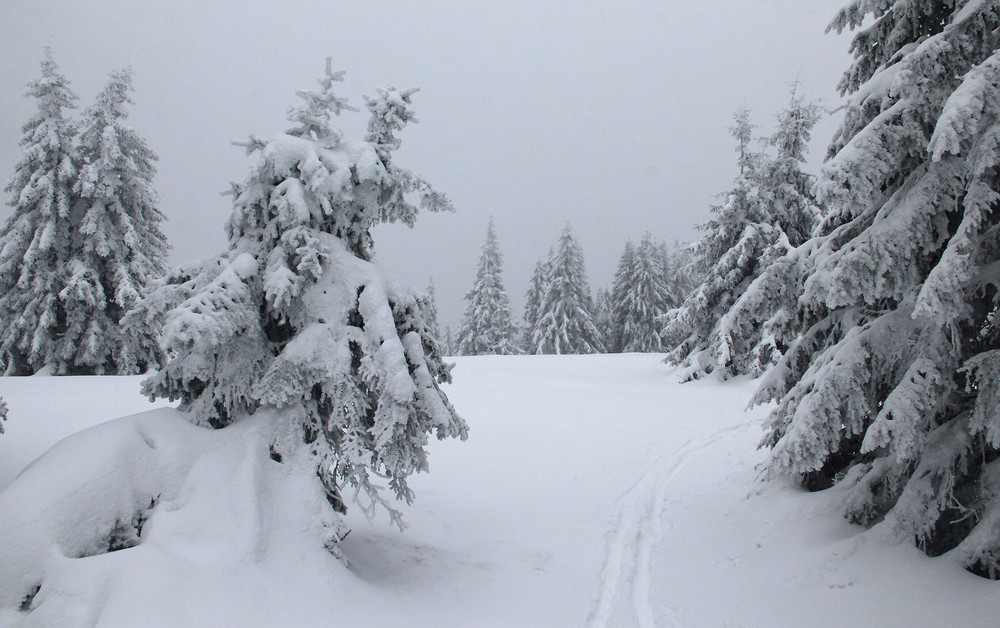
[522,256,550,353]
[419,278,442,345]
[442,326,455,357]
[130,61,467,542]
[531,224,605,354]
[58,67,168,374]
[0,396,6,434]
[663,94,820,379]
[456,218,520,355]
[607,240,636,352]
[756,1,1000,577]
[612,234,673,353]
[0,50,78,374]
[593,286,615,354]
[666,241,699,306]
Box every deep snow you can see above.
[0,355,997,626]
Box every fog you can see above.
[1,0,853,330]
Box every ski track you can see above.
[586,420,758,628]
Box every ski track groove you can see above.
[586,419,758,628]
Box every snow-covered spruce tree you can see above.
[442,326,455,357]
[56,67,168,374]
[455,218,520,355]
[0,50,78,375]
[606,240,635,353]
[532,224,605,354]
[662,96,820,380]
[664,240,699,306]
[593,286,615,353]
[690,90,826,377]
[419,277,442,346]
[756,87,823,248]
[522,255,550,353]
[132,61,468,537]
[0,396,6,434]
[611,234,674,353]
[756,1,1000,577]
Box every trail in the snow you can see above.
[585,420,758,628]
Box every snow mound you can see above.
[0,408,367,626]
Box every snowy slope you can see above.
[0,355,997,626]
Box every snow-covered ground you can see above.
[0,355,997,626]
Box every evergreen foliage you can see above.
[455,219,520,355]
[530,224,605,354]
[131,60,468,539]
[418,278,443,353]
[593,286,615,353]
[609,234,674,353]
[61,67,168,374]
[0,53,165,375]
[522,256,550,352]
[662,93,821,380]
[0,51,79,374]
[756,0,1000,578]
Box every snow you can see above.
[1,355,998,626]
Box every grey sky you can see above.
[1,0,852,331]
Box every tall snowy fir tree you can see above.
[593,286,615,353]
[522,256,550,352]
[606,240,636,353]
[610,234,674,353]
[0,51,78,374]
[756,0,1000,578]
[129,61,467,544]
[419,278,442,347]
[662,94,820,380]
[59,68,168,374]
[455,218,520,355]
[530,224,605,354]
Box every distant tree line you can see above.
[445,220,695,358]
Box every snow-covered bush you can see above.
[757,0,1000,578]
[455,218,520,355]
[131,60,468,537]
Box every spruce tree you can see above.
[756,1,1000,577]
[593,286,615,354]
[58,67,168,374]
[663,95,820,379]
[455,218,520,355]
[531,224,605,354]
[0,50,78,374]
[419,278,442,348]
[131,61,467,541]
[443,326,455,357]
[612,234,673,353]
[522,256,550,353]
[607,240,636,353]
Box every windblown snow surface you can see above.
[0,355,997,626]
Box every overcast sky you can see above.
[1,0,854,331]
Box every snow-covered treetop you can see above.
[227,58,452,262]
[22,47,77,127]
[286,58,357,144]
